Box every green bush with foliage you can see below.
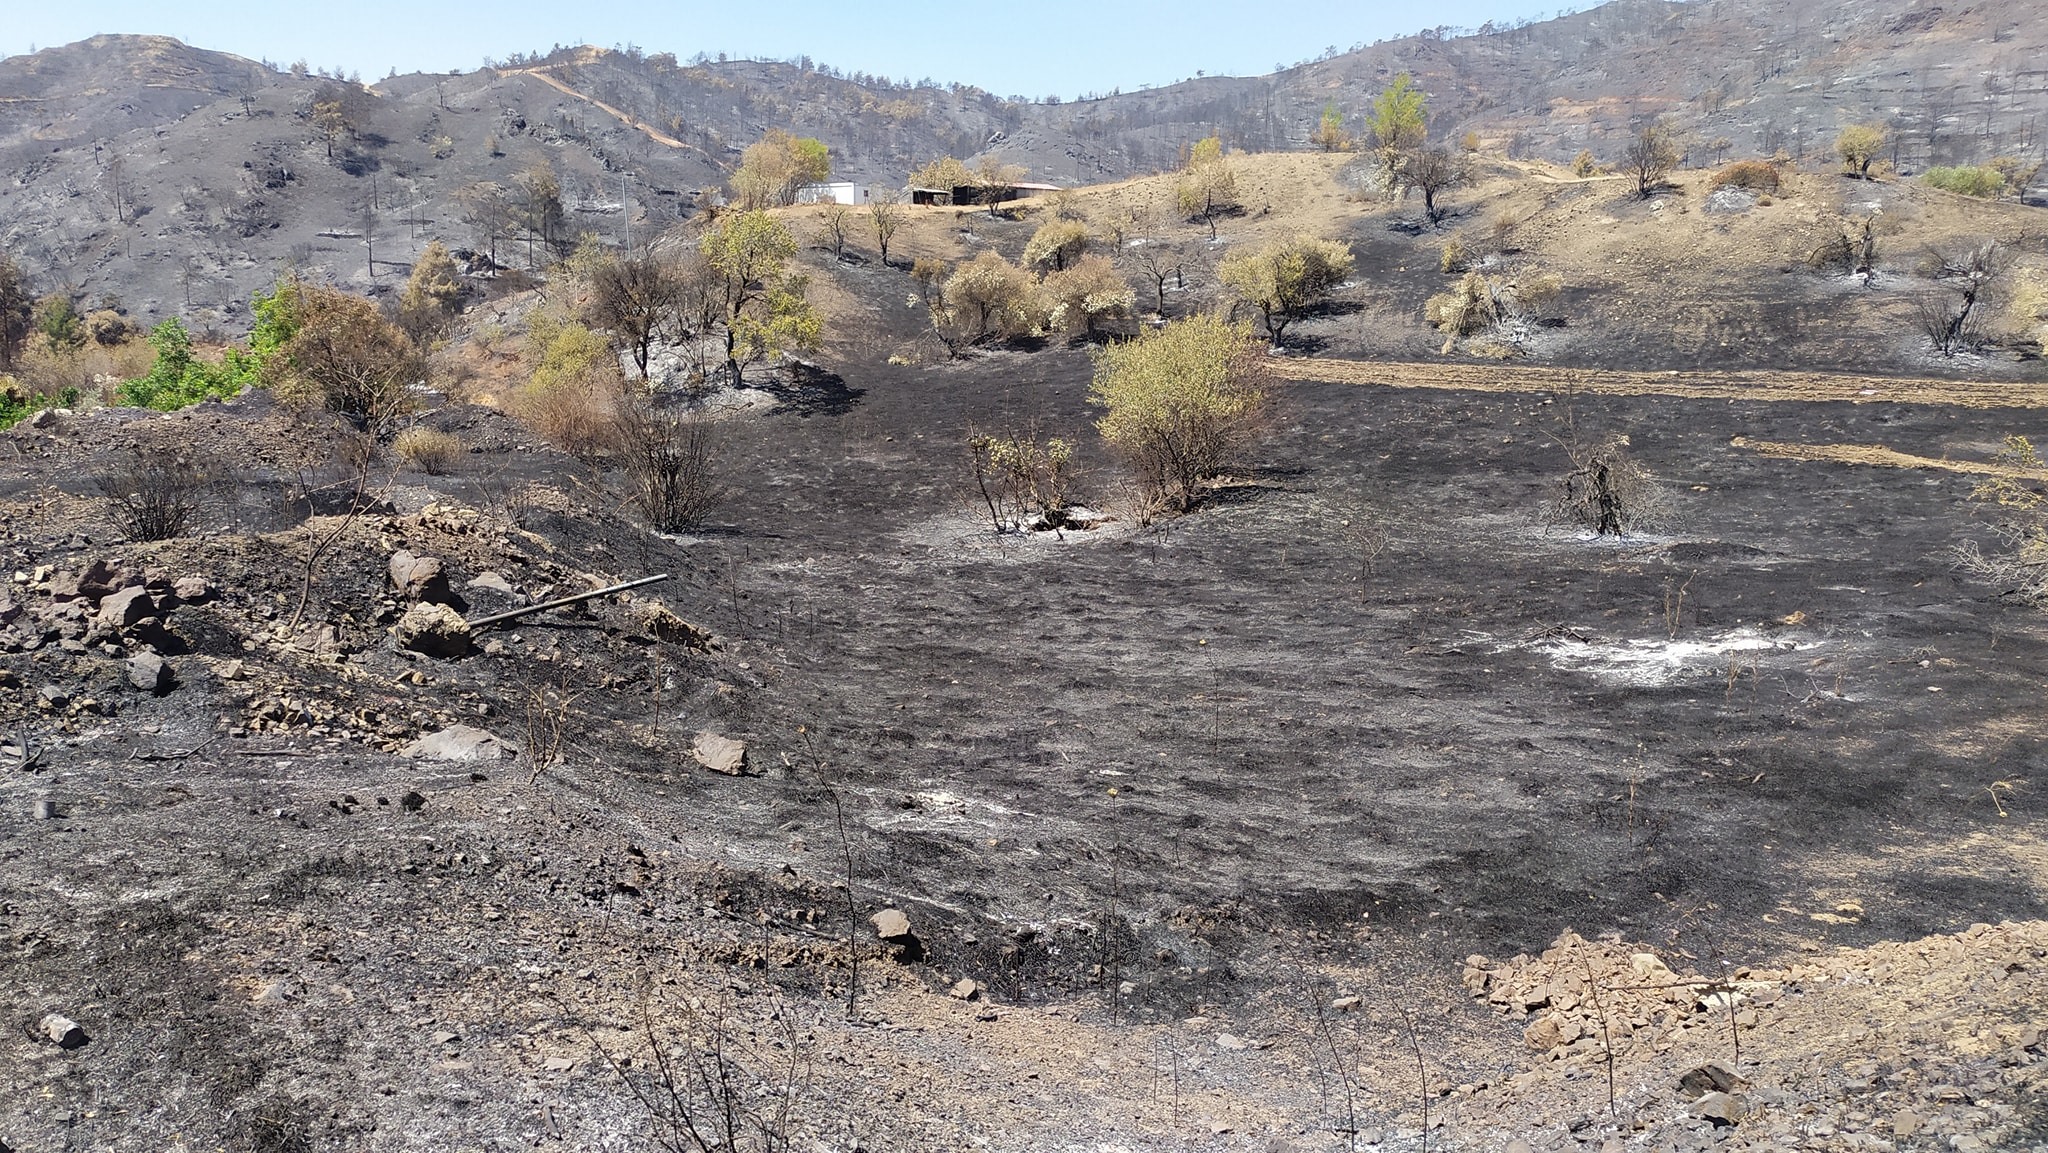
[114,285,298,412]
[1924,166,2007,199]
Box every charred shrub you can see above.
[95,439,218,541]
[614,402,725,532]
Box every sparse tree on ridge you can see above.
[1312,103,1354,152]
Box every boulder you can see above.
[393,603,472,659]
[1678,1062,1746,1099]
[126,651,174,694]
[402,725,517,762]
[389,551,457,606]
[690,731,749,775]
[93,586,157,634]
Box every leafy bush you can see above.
[1709,160,1781,193]
[1925,166,2007,199]
[1090,315,1268,513]
[115,319,253,411]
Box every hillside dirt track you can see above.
[1275,357,2048,410]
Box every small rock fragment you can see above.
[690,731,749,775]
[400,791,427,813]
[1330,995,1362,1012]
[1691,1091,1746,1126]
[401,725,516,762]
[393,603,473,659]
[40,1014,88,1050]
[949,978,981,1001]
[126,651,174,694]
[870,908,912,940]
[466,572,516,597]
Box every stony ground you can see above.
[4,350,2048,1150]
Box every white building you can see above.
[794,182,873,205]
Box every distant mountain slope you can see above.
[0,0,2040,325]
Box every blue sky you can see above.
[2,1,1568,98]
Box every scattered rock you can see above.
[126,651,174,694]
[393,603,473,659]
[33,799,58,820]
[1215,1033,1248,1050]
[1690,1091,1746,1126]
[38,684,69,709]
[40,1013,88,1050]
[690,731,749,775]
[949,978,981,1001]
[1523,1013,1562,1052]
[400,791,427,812]
[94,586,157,634]
[1330,995,1362,1012]
[1678,1062,1745,1099]
[401,724,516,762]
[389,550,458,606]
[170,576,215,604]
[466,571,516,597]
[871,908,912,940]
[542,1056,577,1072]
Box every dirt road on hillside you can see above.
[1277,356,2048,408]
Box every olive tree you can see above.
[1218,234,1354,343]
[1089,315,1269,513]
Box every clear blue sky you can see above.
[2,1,1567,98]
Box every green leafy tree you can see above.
[941,251,1035,344]
[1218,234,1355,343]
[396,241,464,347]
[1089,315,1269,513]
[1312,103,1354,152]
[732,128,832,209]
[0,254,31,370]
[35,293,84,351]
[1023,219,1091,272]
[1176,137,1239,238]
[1836,124,1887,178]
[266,283,421,433]
[909,156,974,191]
[1039,254,1134,337]
[1368,73,1427,186]
[700,210,818,386]
[116,320,252,411]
